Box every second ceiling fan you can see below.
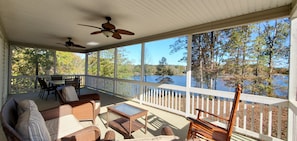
[79,16,135,39]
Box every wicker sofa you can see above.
[1,98,105,141]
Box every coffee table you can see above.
[107,103,148,137]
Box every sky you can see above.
[123,37,187,66]
[75,37,187,66]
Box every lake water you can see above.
[134,75,288,98]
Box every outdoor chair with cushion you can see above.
[0,98,106,141]
[56,86,101,124]
[186,84,242,141]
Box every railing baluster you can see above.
[251,103,254,131]
[201,96,204,118]
[191,94,194,114]
[244,102,247,130]
[277,105,282,138]
[174,92,178,110]
[206,97,209,117]
[170,91,174,109]
[178,92,181,111]
[223,99,227,123]
[217,98,220,118]
[260,104,263,134]
[268,105,272,136]
[196,94,199,115]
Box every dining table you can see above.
[49,80,65,86]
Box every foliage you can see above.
[117,48,135,79]
[56,51,84,74]
[11,46,54,76]
[155,57,174,84]
[99,49,114,77]
[169,18,290,97]
[88,52,97,75]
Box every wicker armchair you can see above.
[1,98,103,141]
[56,86,101,124]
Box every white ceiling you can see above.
[0,0,293,53]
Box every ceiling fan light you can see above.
[87,41,99,46]
[102,30,113,37]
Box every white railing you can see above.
[84,75,289,141]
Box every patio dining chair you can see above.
[38,78,57,100]
[186,84,242,141]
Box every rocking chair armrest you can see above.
[196,108,229,121]
[186,117,213,130]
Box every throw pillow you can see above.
[62,86,79,102]
[17,99,39,116]
[16,110,51,141]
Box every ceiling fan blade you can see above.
[112,32,122,39]
[102,22,115,30]
[91,31,102,35]
[56,43,65,46]
[78,24,102,29]
[116,29,135,35]
[72,44,86,48]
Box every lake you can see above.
[134,75,288,98]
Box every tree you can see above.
[56,51,84,74]
[100,49,114,77]
[12,46,55,76]
[155,57,174,84]
[251,19,290,96]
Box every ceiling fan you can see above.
[78,16,135,39]
[56,37,86,48]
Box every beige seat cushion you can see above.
[62,86,79,102]
[16,110,51,141]
[45,114,84,140]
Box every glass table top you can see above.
[113,103,144,116]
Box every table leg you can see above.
[107,110,109,128]
[129,119,132,136]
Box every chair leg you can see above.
[38,89,42,98]
[46,91,50,100]
[54,90,57,101]
[40,90,45,99]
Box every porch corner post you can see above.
[288,8,297,141]
[185,34,192,117]
[113,48,117,95]
[85,53,88,87]
[53,51,57,74]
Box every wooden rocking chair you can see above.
[186,84,242,141]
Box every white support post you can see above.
[85,53,88,86]
[97,51,100,76]
[53,51,57,74]
[114,48,117,94]
[288,5,297,139]
[186,34,192,117]
[140,43,145,104]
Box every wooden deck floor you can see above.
[0,88,259,141]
